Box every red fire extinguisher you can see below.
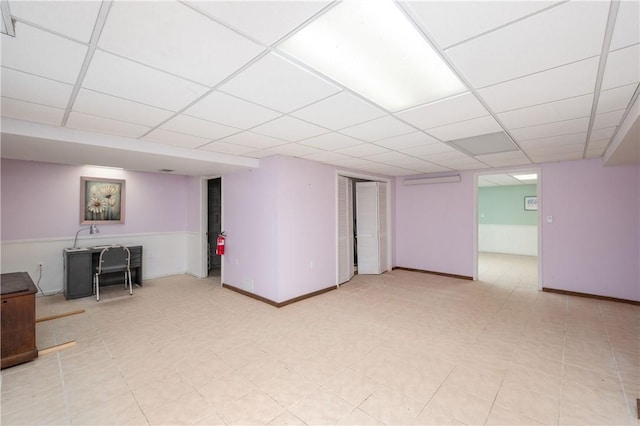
[215,232,226,256]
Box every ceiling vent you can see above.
[448,131,518,156]
[158,168,175,173]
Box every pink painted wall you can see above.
[394,172,475,277]
[185,176,201,233]
[1,158,189,241]
[541,159,640,301]
[222,155,337,303]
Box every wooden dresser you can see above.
[1,272,38,369]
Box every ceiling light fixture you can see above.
[511,173,538,181]
[279,0,466,112]
[85,164,124,170]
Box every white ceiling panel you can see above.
[188,1,331,46]
[143,128,212,149]
[446,1,609,88]
[98,2,264,87]
[363,151,412,163]
[217,131,287,150]
[329,157,380,168]
[184,91,281,129]
[498,94,593,130]
[511,117,590,141]
[527,146,584,162]
[335,143,390,157]
[219,53,340,113]
[259,143,324,157]
[82,51,209,112]
[375,132,440,150]
[586,146,607,158]
[401,141,456,156]
[593,109,625,130]
[161,115,239,141]
[405,1,559,49]
[475,151,531,167]
[601,44,640,90]
[73,89,174,127]
[590,127,616,141]
[198,140,257,156]
[364,164,418,176]
[588,138,611,150]
[426,115,501,141]
[251,115,328,142]
[518,133,587,150]
[396,92,489,130]
[477,57,599,113]
[597,83,638,114]
[300,132,362,151]
[299,151,352,163]
[1,97,64,126]
[66,112,150,139]
[291,91,385,130]
[610,0,640,50]
[9,1,101,42]
[1,68,73,108]
[1,24,87,84]
[339,115,415,142]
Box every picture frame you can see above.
[81,177,125,224]
[524,196,538,211]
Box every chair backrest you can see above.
[97,246,130,273]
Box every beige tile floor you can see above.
[1,253,638,425]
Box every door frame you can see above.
[335,170,392,286]
[472,166,542,289]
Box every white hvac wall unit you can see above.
[404,175,461,185]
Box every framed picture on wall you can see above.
[524,196,538,211]
[81,177,125,224]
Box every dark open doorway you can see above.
[207,178,221,276]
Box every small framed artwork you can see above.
[81,177,125,224]
[524,196,538,211]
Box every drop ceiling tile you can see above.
[339,116,415,142]
[426,115,502,141]
[9,1,101,42]
[198,141,257,156]
[1,97,64,126]
[219,53,340,113]
[329,157,380,169]
[99,2,264,87]
[412,162,452,173]
[518,133,587,150]
[66,112,151,139]
[300,151,353,163]
[601,44,640,90]
[446,1,609,88]
[363,151,412,163]
[300,132,362,151]
[161,115,239,141]
[588,138,611,150]
[510,117,589,141]
[143,128,211,149]
[261,143,324,157]
[401,142,456,157]
[245,149,280,159]
[184,91,281,129]
[82,51,209,111]
[290,92,385,130]
[73,89,174,127]
[477,57,599,113]
[371,154,442,172]
[335,143,390,157]
[406,1,559,49]
[498,94,593,130]
[252,115,328,142]
[375,132,440,150]
[585,147,606,159]
[363,164,417,176]
[1,68,73,108]
[475,151,531,167]
[593,109,625,130]
[527,145,584,163]
[187,1,330,45]
[396,92,489,130]
[217,131,287,149]
[597,83,638,114]
[610,0,640,50]
[590,127,616,140]
[1,24,87,83]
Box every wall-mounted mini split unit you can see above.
[404,174,461,185]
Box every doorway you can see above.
[474,170,541,289]
[207,178,221,277]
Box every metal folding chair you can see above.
[94,245,132,301]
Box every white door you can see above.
[338,176,354,284]
[356,181,383,274]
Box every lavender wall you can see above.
[222,155,337,303]
[394,172,475,277]
[185,175,201,234]
[1,159,189,241]
[541,159,640,301]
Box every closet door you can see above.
[356,182,380,274]
[337,176,354,284]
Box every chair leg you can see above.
[127,270,133,295]
[96,274,100,301]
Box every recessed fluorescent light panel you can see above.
[448,131,517,156]
[279,1,466,112]
[511,173,538,181]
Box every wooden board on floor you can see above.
[36,309,85,323]
[38,341,76,356]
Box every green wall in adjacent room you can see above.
[478,184,538,225]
